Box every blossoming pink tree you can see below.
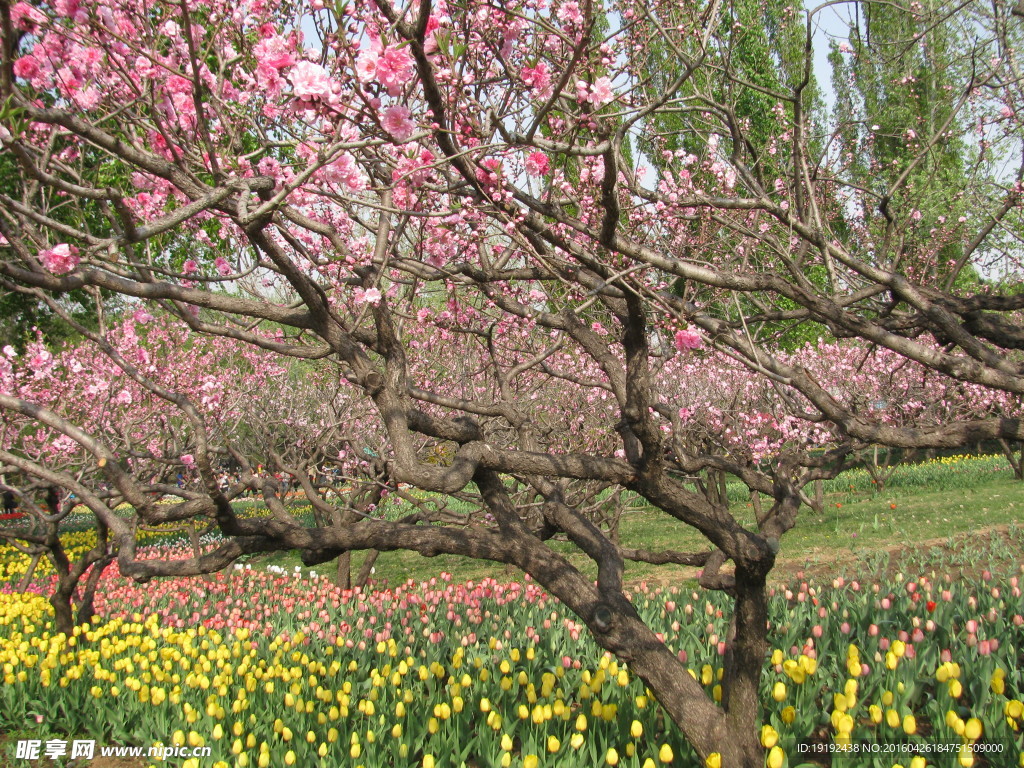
[2,0,1024,763]
[0,316,292,631]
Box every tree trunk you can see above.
[355,550,380,588]
[50,588,75,637]
[704,469,728,507]
[76,555,114,625]
[16,551,43,592]
[606,509,621,545]
[719,572,771,767]
[998,438,1024,480]
[604,596,765,768]
[749,490,763,519]
[335,551,352,590]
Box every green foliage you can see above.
[829,0,973,277]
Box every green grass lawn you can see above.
[241,454,1024,588]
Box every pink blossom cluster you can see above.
[38,244,80,274]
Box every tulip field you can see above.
[1,464,1024,767]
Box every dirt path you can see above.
[626,523,1024,591]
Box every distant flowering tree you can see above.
[2,0,1024,763]
[0,315,290,632]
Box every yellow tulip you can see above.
[767,747,784,768]
[992,673,1006,695]
[659,744,674,763]
[946,711,965,735]
[705,754,721,768]
[836,713,854,735]
[606,748,620,765]
[701,665,713,685]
